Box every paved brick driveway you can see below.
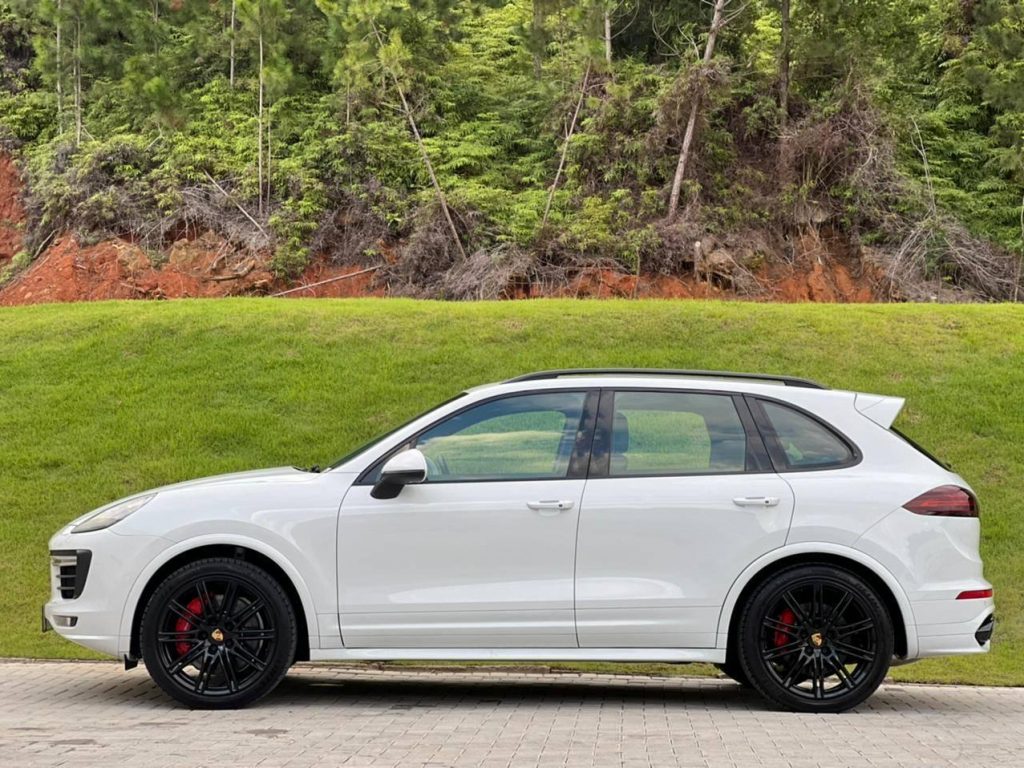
[1,661,1023,767]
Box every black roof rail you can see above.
[504,369,827,390]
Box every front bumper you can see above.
[44,529,169,658]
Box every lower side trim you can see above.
[309,647,727,664]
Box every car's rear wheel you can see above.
[737,565,893,713]
[140,557,296,709]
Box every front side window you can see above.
[412,392,588,482]
[758,400,854,470]
[609,391,748,476]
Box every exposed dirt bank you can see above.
[0,152,883,306]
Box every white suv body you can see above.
[45,370,993,711]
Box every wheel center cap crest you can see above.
[210,628,225,643]
[810,632,824,648]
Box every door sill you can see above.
[309,647,726,664]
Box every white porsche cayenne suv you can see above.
[44,369,994,712]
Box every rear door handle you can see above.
[527,500,574,514]
[733,496,781,508]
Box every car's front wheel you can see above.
[737,565,893,713]
[140,557,296,709]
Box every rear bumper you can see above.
[914,598,995,658]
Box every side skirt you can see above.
[309,647,727,664]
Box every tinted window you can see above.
[759,400,853,470]
[412,392,588,481]
[609,391,748,476]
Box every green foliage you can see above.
[0,0,1020,282]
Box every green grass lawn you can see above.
[1,298,1021,685]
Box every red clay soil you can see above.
[0,154,26,273]
[0,232,276,306]
[545,259,880,303]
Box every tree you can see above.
[666,0,744,220]
[779,0,789,126]
[238,0,289,215]
[315,0,485,260]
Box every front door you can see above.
[575,389,795,648]
[338,389,598,648]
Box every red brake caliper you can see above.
[175,597,204,657]
[775,608,797,647]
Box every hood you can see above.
[147,466,313,494]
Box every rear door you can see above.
[574,388,795,648]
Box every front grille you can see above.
[50,550,91,600]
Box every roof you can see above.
[502,369,826,390]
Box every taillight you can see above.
[903,486,979,518]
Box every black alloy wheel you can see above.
[140,557,296,709]
[738,565,893,712]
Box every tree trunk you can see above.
[780,0,790,127]
[666,0,731,220]
[266,108,272,212]
[532,1,544,79]
[604,6,612,66]
[370,20,467,261]
[257,23,264,216]
[74,11,82,146]
[229,0,236,88]
[152,0,160,55]
[55,0,63,133]
[543,62,591,228]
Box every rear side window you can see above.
[608,391,748,476]
[756,400,855,471]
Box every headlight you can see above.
[72,494,156,533]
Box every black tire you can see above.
[140,557,297,709]
[737,565,893,713]
[715,659,753,688]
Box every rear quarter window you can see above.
[755,399,857,471]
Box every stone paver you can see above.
[1,660,1023,767]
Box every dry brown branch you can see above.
[202,171,268,239]
[270,265,382,297]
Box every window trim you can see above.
[355,389,600,486]
[746,395,862,473]
[588,387,774,479]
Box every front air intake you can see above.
[50,550,92,599]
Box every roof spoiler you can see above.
[854,393,906,428]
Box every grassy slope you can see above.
[0,299,1020,685]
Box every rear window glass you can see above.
[759,400,854,470]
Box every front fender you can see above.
[116,533,324,656]
[714,542,918,659]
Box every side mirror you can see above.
[371,449,428,499]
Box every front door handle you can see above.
[527,500,574,514]
[733,496,781,508]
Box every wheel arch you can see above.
[717,545,916,660]
[122,538,317,663]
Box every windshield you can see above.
[327,392,468,470]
